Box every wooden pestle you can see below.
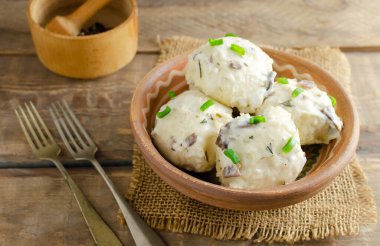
[46,0,112,36]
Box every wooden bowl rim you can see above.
[27,0,137,40]
[130,48,359,203]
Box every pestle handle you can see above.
[68,0,112,28]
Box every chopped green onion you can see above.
[225,33,238,37]
[200,99,214,112]
[249,115,266,124]
[224,148,240,164]
[209,38,224,46]
[230,44,245,56]
[276,77,289,84]
[156,106,171,118]
[168,91,176,99]
[282,136,296,153]
[292,87,304,98]
[329,95,337,107]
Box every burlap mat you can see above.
[126,36,377,243]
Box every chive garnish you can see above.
[282,136,296,153]
[276,77,289,84]
[209,38,224,46]
[329,95,337,107]
[200,99,214,112]
[156,106,171,118]
[200,119,207,124]
[230,44,245,56]
[225,33,238,37]
[168,91,176,99]
[249,115,266,124]
[292,87,304,98]
[224,148,240,164]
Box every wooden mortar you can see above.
[27,0,138,79]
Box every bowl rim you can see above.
[27,0,137,40]
[130,48,360,207]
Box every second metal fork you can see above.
[49,101,166,246]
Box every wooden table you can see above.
[0,0,379,245]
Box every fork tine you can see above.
[17,105,43,148]
[51,103,81,153]
[56,101,87,148]
[29,102,56,144]
[62,100,95,147]
[49,107,76,156]
[24,102,48,146]
[15,107,38,151]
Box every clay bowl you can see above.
[27,0,137,79]
[130,48,359,211]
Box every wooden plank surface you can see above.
[2,0,380,55]
[0,156,378,246]
[0,54,157,167]
[0,168,136,246]
[346,52,380,126]
[1,0,380,244]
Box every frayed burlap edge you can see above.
[123,36,377,243]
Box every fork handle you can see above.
[50,159,122,246]
[88,158,166,246]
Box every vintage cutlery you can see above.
[49,100,166,246]
[15,102,122,246]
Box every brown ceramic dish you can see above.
[130,48,359,211]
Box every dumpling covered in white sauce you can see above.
[257,78,343,145]
[151,90,233,172]
[215,107,306,190]
[185,36,275,113]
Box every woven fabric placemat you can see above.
[126,36,377,243]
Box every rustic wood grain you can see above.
[0,51,379,243]
[0,167,136,246]
[0,52,379,245]
[2,0,380,55]
[0,54,157,167]
[346,52,380,126]
[0,157,378,246]
[1,0,380,244]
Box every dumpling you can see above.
[257,78,343,145]
[151,90,233,172]
[215,107,306,190]
[185,36,275,113]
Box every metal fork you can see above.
[49,100,166,246]
[15,102,122,246]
